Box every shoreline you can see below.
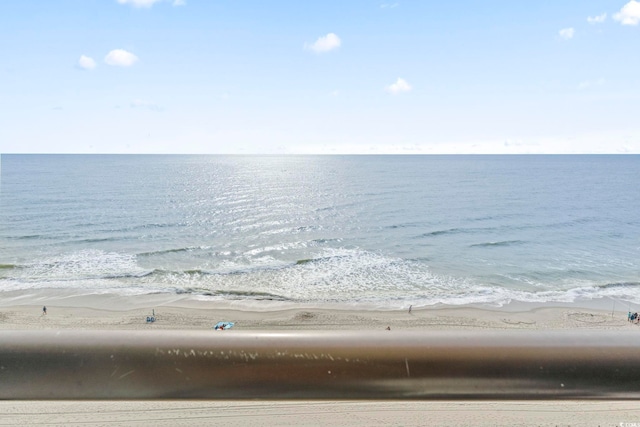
[0,290,635,331]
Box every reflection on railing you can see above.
[1,330,639,399]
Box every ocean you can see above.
[1,154,639,309]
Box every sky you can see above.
[1,0,639,154]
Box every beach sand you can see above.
[1,292,640,425]
[0,290,633,331]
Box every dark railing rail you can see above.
[1,330,638,399]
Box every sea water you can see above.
[1,154,639,308]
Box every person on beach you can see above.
[42,306,47,315]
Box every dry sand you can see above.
[0,290,634,331]
[1,292,640,425]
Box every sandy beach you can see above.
[0,290,635,331]
[2,292,640,425]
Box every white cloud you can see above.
[587,13,607,24]
[614,0,640,25]
[305,33,341,53]
[104,49,139,67]
[385,78,412,94]
[578,78,605,90]
[559,27,575,40]
[503,139,531,148]
[78,55,96,70]
[380,3,399,8]
[116,0,184,7]
[117,0,163,7]
[130,99,163,111]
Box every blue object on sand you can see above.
[146,316,155,323]
[213,321,234,330]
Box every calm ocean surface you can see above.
[1,154,639,308]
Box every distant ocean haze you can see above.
[1,154,639,308]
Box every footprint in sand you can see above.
[501,318,536,326]
[567,312,609,324]
[294,311,316,321]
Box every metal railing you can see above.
[1,330,639,399]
